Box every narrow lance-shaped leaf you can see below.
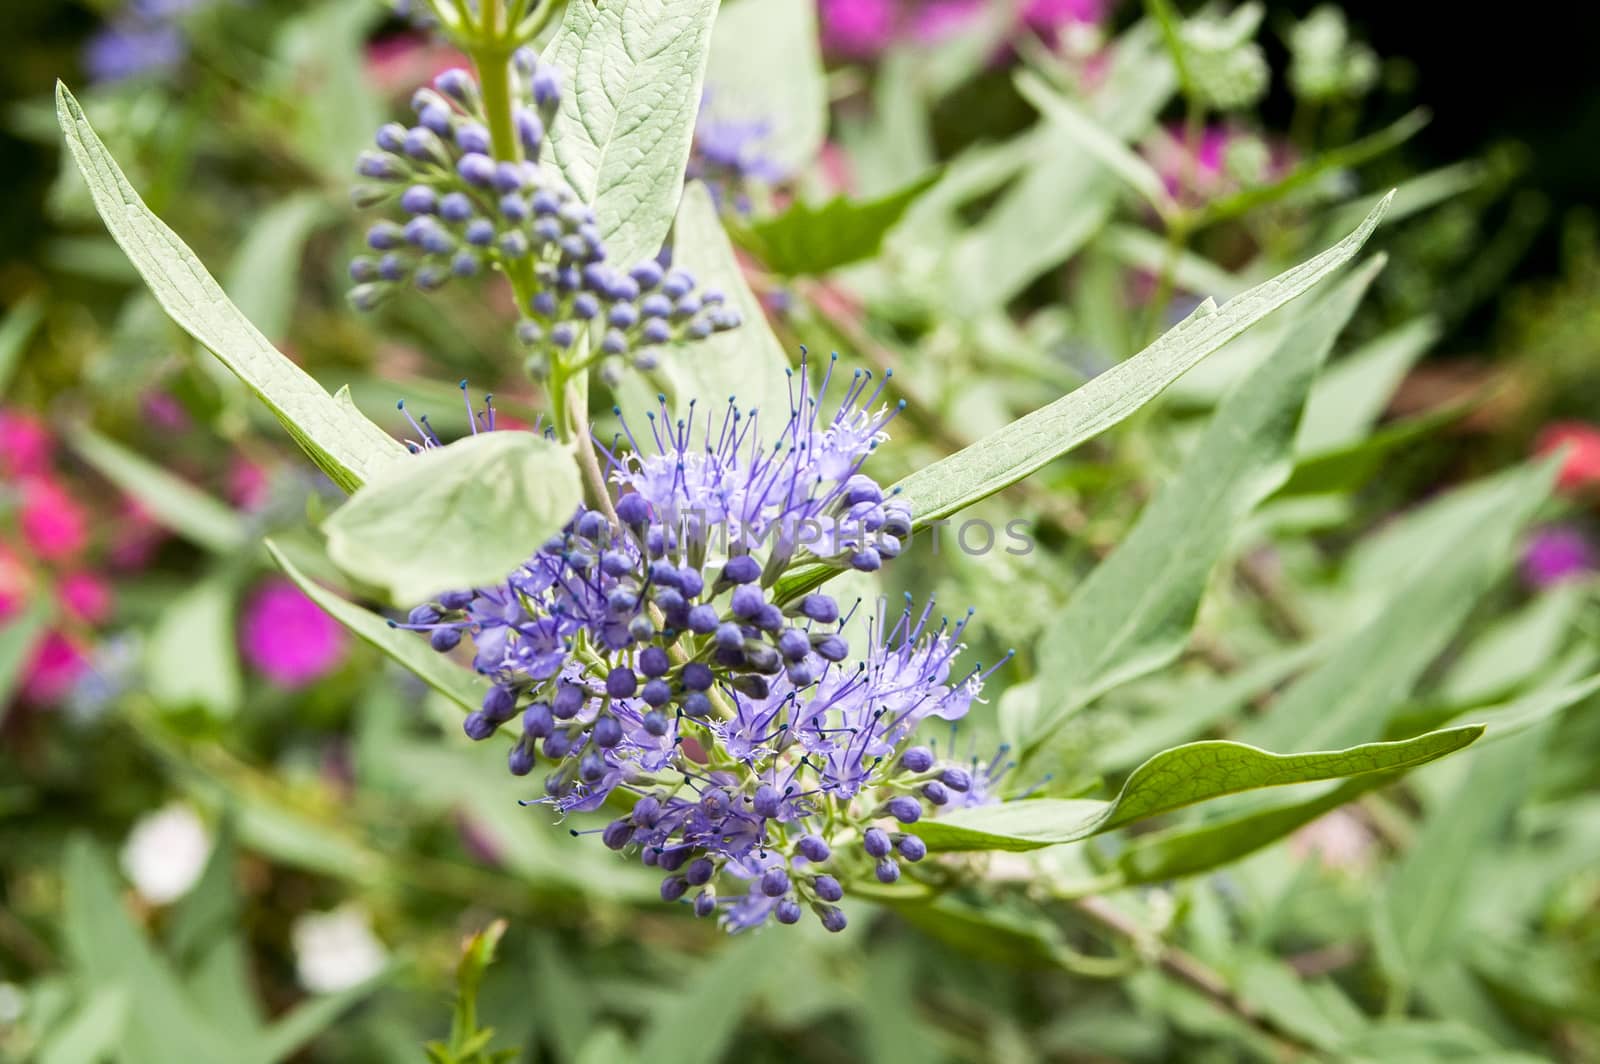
[1014,70,1176,220]
[1243,458,1557,753]
[55,84,402,493]
[543,0,719,267]
[1116,674,1600,884]
[70,426,250,555]
[322,432,583,605]
[896,194,1392,525]
[265,541,490,716]
[916,725,1482,853]
[1007,258,1381,755]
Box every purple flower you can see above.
[819,0,898,59]
[1522,525,1596,589]
[85,21,187,83]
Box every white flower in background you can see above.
[292,905,387,993]
[119,803,211,905]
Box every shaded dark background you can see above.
[4,0,1598,350]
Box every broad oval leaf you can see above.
[55,83,402,494]
[895,193,1392,525]
[322,432,582,605]
[265,541,489,715]
[917,725,1482,853]
[544,0,719,267]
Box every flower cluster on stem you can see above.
[397,358,1012,932]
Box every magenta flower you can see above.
[819,0,898,58]
[0,410,54,477]
[1521,526,1596,589]
[240,578,348,687]
[1022,0,1105,37]
[18,477,90,561]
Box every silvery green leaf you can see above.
[1006,257,1380,755]
[322,432,582,605]
[55,83,402,494]
[544,0,719,266]
[703,0,825,175]
[896,194,1391,526]
[917,725,1481,853]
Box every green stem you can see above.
[468,32,540,325]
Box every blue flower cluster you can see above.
[400,358,1009,932]
[688,104,788,216]
[348,51,741,376]
[84,0,205,84]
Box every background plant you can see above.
[2,1,1599,1062]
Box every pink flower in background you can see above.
[140,391,190,432]
[0,411,53,477]
[18,478,89,561]
[59,572,114,625]
[819,0,898,58]
[108,499,166,570]
[240,578,347,687]
[1521,526,1596,589]
[1022,0,1104,37]
[22,633,90,704]
[1535,422,1600,492]
[227,457,272,511]
[910,0,984,42]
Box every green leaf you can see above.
[636,935,782,1064]
[265,539,490,715]
[37,987,129,1064]
[620,182,793,437]
[1242,459,1557,753]
[60,837,235,1063]
[224,194,327,345]
[0,598,52,706]
[917,725,1481,853]
[145,577,242,719]
[741,172,940,275]
[1117,674,1600,884]
[1374,722,1548,996]
[1273,402,1468,499]
[1014,70,1176,220]
[1008,258,1380,754]
[322,431,582,604]
[1296,316,1438,453]
[544,0,719,267]
[703,0,826,175]
[69,426,249,554]
[165,816,239,967]
[251,973,388,1064]
[0,293,44,396]
[895,194,1390,526]
[1440,583,1585,704]
[55,82,403,494]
